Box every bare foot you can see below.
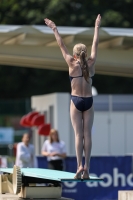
[82,167,90,179]
[74,166,84,179]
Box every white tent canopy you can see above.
[0,25,133,77]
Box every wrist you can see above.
[47,152,50,156]
[52,26,57,31]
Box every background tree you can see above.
[1,0,133,27]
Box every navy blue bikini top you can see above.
[69,75,93,82]
[69,74,93,82]
[69,74,83,82]
[69,61,93,82]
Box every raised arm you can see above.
[44,18,73,65]
[88,14,101,75]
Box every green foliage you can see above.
[0,0,133,27]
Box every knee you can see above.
[84,130,91,134]
[75,133,84,139]
[84,131,92,138]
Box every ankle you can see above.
[84,165,89,170]
[77,166,83,172]
[78,164,83,169]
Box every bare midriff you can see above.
[70,77,92,97]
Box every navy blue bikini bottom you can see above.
[71,95,93,112]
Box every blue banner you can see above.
[37,156,133,200]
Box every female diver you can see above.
[44,14,101,179]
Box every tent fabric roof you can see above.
[0,25,133,77]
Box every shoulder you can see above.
[60,140,65,144]
[17,142,23,148]
[29,144,35,149]
[60,140,65,146]
[87,56,96,69]
[67,56,77,68]
[45,139,49,144]
[43,139,50,146]
[68,59,79,72]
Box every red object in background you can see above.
[20,111,39,127]
[31,114,45,126]
[38,124,51,136]
[20,115,31,127]
[26,111,39,125]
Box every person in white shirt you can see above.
[16,133,35,168]
[42,129,67,171]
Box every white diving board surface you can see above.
[0,168,103,182]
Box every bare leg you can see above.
[70,100,84,178]
[82,106,94,178]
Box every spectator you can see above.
[42,129,66,171]
[15,133,36,168]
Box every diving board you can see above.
[0,168,103,182]
[0,166,103,199]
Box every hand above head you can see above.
[44,18,56,30]
[95,14,101,28]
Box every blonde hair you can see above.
[73,43,89,83]
[49,129,59,143]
